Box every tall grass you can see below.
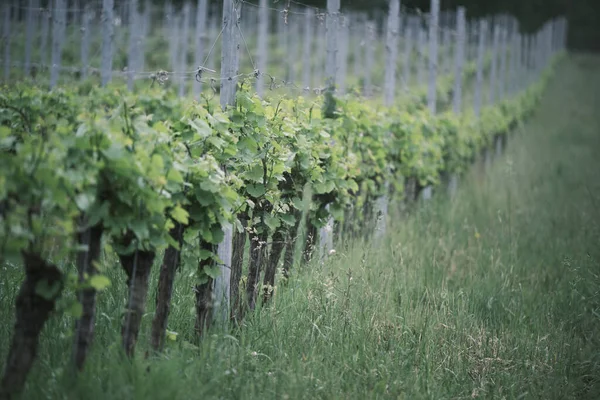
[1,55,599,399]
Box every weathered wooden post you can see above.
[422,0,439,201]
[101,0,114,87]
[50,0,67,88]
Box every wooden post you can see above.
[50,0,67,88]
[24,0,37,77]
[214,0,240,326]
[427,0,439,114]
[2,2,11,82]
[319,0,340,257]
[375,0,400,239]
[337,14,350,95]
[488,24,500,105]
[473,19,487,118]
[302,7,313,90]
[452,7,466,114]
[127,0,139,91]
[314,15,326,89]
[384,0,400,106]
[138,1,150,73]
[81,4,92,80]
[498,27,508,101]
[417,26,426,88]
[193,0,208,97]
[101,0,114,87]
[364,21,375,96]
[325,0,340,90]
[39,5,50,69]
[178,2,191,97]
[255,0,267,96]
[402,16,414,91]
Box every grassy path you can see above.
[1,55,599,399]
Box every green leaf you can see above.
[167,168,184,184]
[166,329,179,341]
[280,213,296,226]
[75,193,94,212]
[171,205,189,225]
[245,164,264,182]
[66,301,83,318]
[264,214,280,231]
[89,274,111,291]
[203,264,221,279]
[35,279,62,301]
[211,226,225,244]
[198,249,213,261]
[246,184,266,198]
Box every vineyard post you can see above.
[170,12,181,73]
[534,31,539,79]
[302,7,313,91]
[473,20,487,118]
[214,0,240,326]
[178,2,191,97]
[527,33,537,86]
[498,26,508,102]
[81,4,91,80]
[24,0,36,77]
[508,26,517,97]
[325,0,339,90]
[165,1,176,71]
[318,0,340,260]
[351,13,361,87]
[495,25,508,157]
[277,2,286,56]
[533,31,536,79]
[193,0,208,97]
[562,18,568,50]
[256,0,268,96]
[364,21,375,96]
[101,0,114,87]
[337,15,349,95]
[417,26,426,88]
[375,0,400,240]
[50,0,67,88]
[422,0,439,202]
[452,7,466,115]
[547,22,553,65]
[139,1,150,73]
[127,0,139,91]
[2,3,10,82]
[384,0,400,107]
[448,6,465,198]
[402,16,413,92]
[40,6,50,69]
[312,16,322,87]
[488,24,500,105]
[207,5,218,71]
[515,21,521,92]
[442,20,451,74]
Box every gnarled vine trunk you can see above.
[302,218,318,264]
[150,222,185,352]
[246,229,268,312]
[195,240,215,338]
[230,212,247,324]
[1,252,63,399]
[282,211,302,280]
[262,227,286,304]
[73,221,104,371]
[118,246,155,358]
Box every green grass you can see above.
[1,54,600,399]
